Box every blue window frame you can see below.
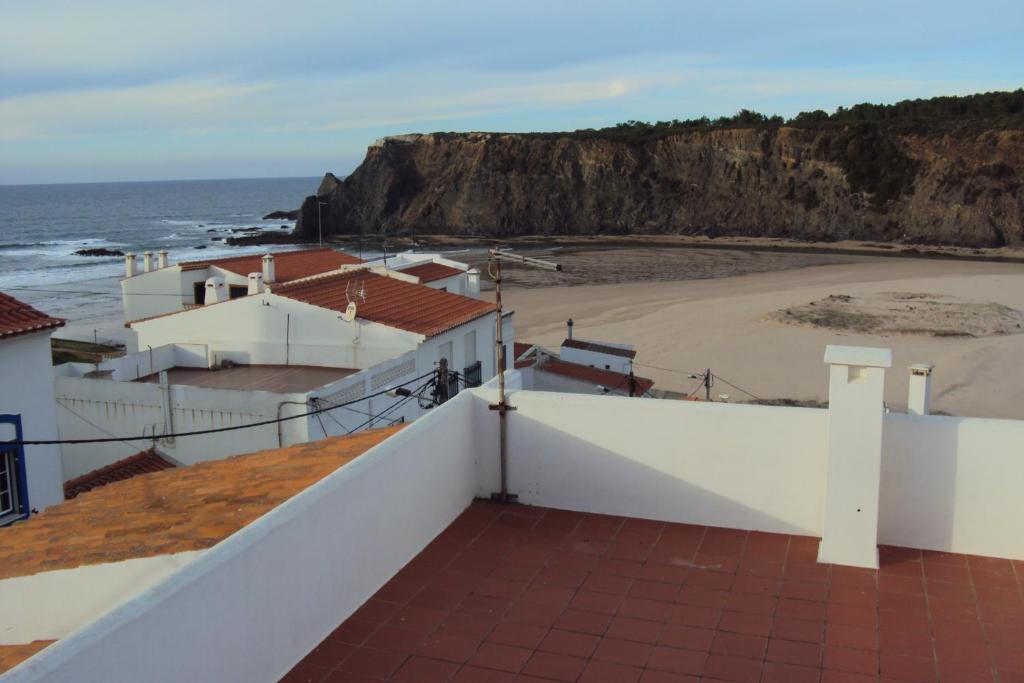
[0,415,28,526]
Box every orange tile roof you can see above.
[275,271,495,337]
[562,338,637,359]
[180,247,362,282]
[63,449,176,500]
[538,358,654,394]
[0,293,64,339]
[400,262,464,283]
[0,641,55,676]
[0,426,402,581]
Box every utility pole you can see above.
[488,249,562,503]
[316,201,328,247]
[628,370,637,397]
[704,368,712,401]
[437,358,450,404]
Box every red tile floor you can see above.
[282,501,1024,683]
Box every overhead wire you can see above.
[9,371,436,446]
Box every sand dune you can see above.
[502,257,1024,419]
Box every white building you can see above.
[3,343,1024,682]
[514,332,654,397]
[120,247,480,322]
[57,266,509,478]
[0,294,66,522]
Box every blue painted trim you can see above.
[0,414,28,526]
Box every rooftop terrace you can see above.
[285,502,1024,683]
[4,346,1024,683]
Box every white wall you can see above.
[0,551,202,644]
[498,390,829,535]
[56,377,309,479]
[880,413,1024,559]
[560,344,632,374]
[530,366,636,396]
[5,394,479,683]
[0,332,64,513]
[121,267,208,322]
[130,294,420,370]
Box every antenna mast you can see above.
[488,248,562,504]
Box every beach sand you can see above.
[501,257,1024,419]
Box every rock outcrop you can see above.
[296,108,1024,248]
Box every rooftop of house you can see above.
[274,270,495,337]
[63,449,176,500]
[283,500,1024,683]
[0,426,401,582]
[399,262,465,283]
[135,364,356,393]
[562,337,637,359]
[0,292,64,340]
[535,356,655,395]
[179,247,362,282]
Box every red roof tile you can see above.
[0,293,64,339]
[288,501,1024,683]
[538,358,654,394]
[63,449,176,500]
[400,262,464,283]
[562,338,637,359]
[275,271,494,337]
[180,248,362,282]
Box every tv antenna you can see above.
[488,248,562,504]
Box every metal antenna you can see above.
[488,248,562,504]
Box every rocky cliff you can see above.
[296,104,1024,247]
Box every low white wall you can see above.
[6,394,479,683]
[0,552,202,644]
[501,391,829,536]
[56,377,309,479]
[98,345,176,382]
[880,413,1024,560]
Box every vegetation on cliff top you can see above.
[499,88,1024,145]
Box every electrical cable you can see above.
[8,371,435,446]
[709,374,764,402]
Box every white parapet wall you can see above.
[6,392,480,683]
[493,390,830,536]
[880,413,1024,560]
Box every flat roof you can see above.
[137,365,357,393]
[284,500,1024,683]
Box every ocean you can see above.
[0,177,322,336]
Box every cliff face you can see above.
[297,125,1024,247]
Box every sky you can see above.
[1,0,1021,185]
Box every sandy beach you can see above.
[502,256,1024,419]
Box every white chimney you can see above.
[204,277,227,304]
[262,254,276,283]
[908,363,935,416]
[124,253,137,277]
[247,272,265,295]
[157,250,168,269]
[142,251,153,273]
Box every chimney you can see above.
[142,251,153,273]
[124,253,137,277]
[567,318,574,340]
[908,363,935,416]
[204,277,227,304]
[247,272,265,295]
[157,250,168,269]
[262,254,276,283]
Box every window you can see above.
[0,416,26,525]
[464,330,477,365]
[228,285,248,299]
[0,449,20,519]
